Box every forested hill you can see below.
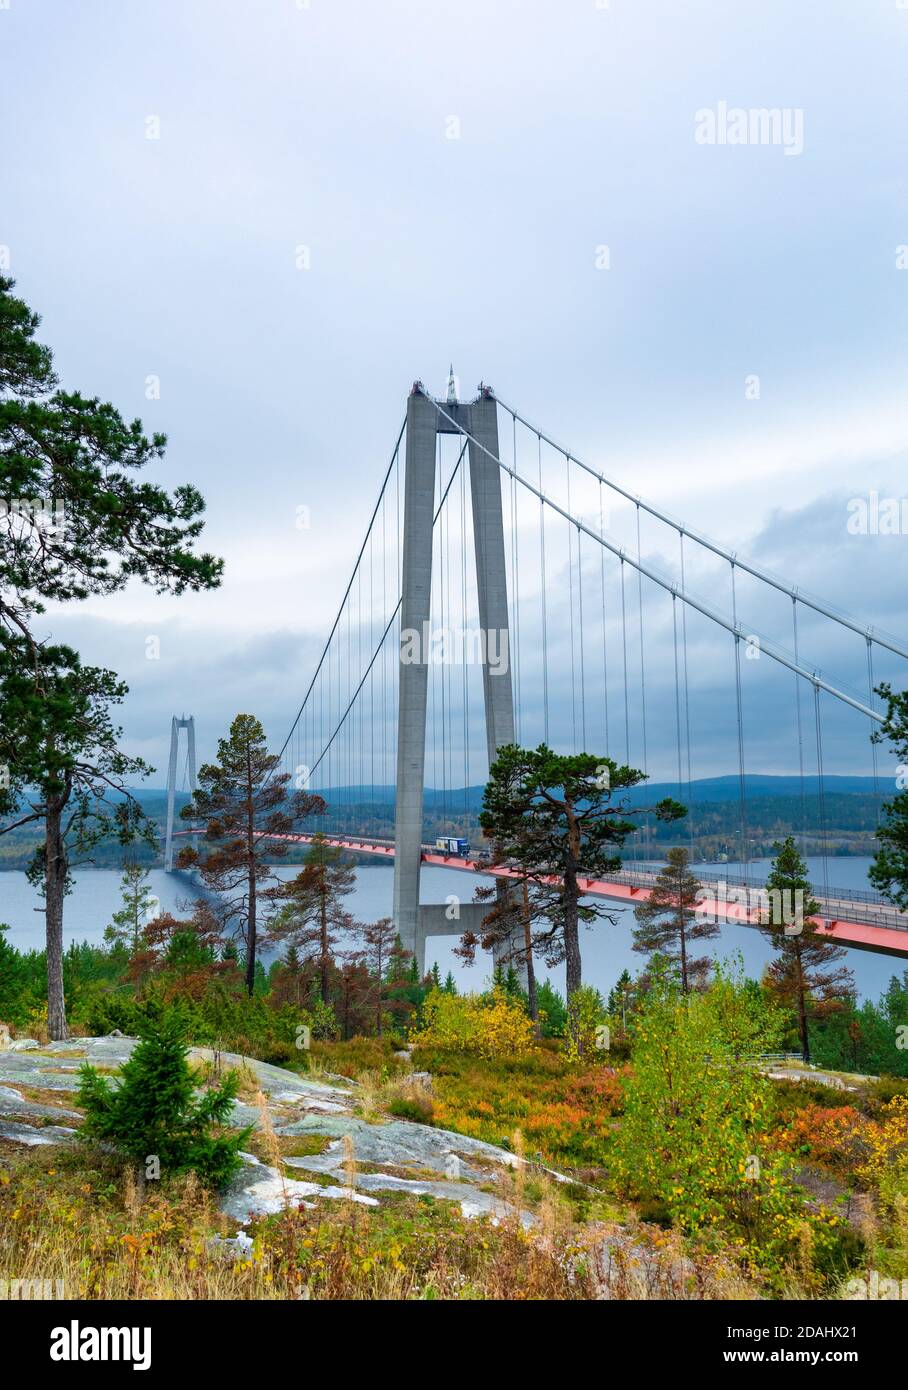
[0,775,889,870]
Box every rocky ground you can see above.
[0,1036,538,1230]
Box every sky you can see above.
[2,0,907,787]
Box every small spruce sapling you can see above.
[77,1010,251,1191]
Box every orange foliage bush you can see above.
[419,1047,625,1167]
[776,1104,869,1174]
[777,1097,908,1189]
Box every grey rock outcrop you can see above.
[0,1036,542,1230]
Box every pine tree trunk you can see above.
[320,895,329,1006]
[45,803,68,1041]
[563,867,582,999]
[244,753,256,997]
[795,945,810,1063]
[522,883,538,1023]
[245,860,257,997]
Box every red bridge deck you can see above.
[172,829,908,959]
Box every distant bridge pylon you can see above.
[164,714,197,872]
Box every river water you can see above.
[0,856,903,1003]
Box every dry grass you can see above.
[0,1140,598,1300]
[299,1053,335,1084]
[190,1056,260,1100]
[341,1133,357,1200]
[583,1220,760,1300]
[16,1086,83,1111]
[353,1068,433,1126]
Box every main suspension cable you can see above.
[495,395,908,663]
[427,397,885,724]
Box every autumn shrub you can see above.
[409,987,536,1060]
[871,1176,908,1279]
[310,1034,406,1079]
[853,1094,908,1189]
[775,1104,870,1176]
[564,984,609,1064]
[411,1041,624,1168]
[776,1095,908,1192]
[610,965,840,1276]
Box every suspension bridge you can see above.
[168,373,908,970]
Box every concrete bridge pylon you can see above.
[164,714,197,872]
[393,380,524,981]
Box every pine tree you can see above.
[0,276,222,1039]
[632,847,716,993]
[337,954,371,1039]
[536,979,567,1037]
[355,916,399,1036]
[0,646,156,1037]
[265,832,354,1006]
[382,933,419,1031]
[77,1010,251,1191]
[269,942,309,1009]
[105,862,156,952]
[130,903,226,994]
[607,968,635,1037]
[503,964,521,998]
[181,714,325,996]
[478,743,685,999]
[0,924,28,1023]
[761,837,853,1063]
[869,684,908,908]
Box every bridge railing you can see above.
[609,863,894,907]
[602,866,908,932]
